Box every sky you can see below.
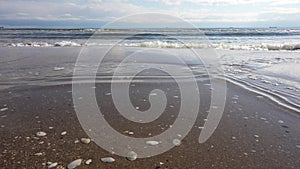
[0,0,300,28]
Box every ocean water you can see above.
[0,28,300,50]
[0,28,299,113]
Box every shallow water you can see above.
[0,46,299,114]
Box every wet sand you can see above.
[0,79,300,169]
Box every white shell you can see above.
[85,159,92,165]
[61,131,67,136]
[53,67,65,71]
[146,141,159,146]
[36,131,47,137]
[67,159,82,169]
[48,162,58,169]
[80,138,91,144]
[101,157,115,163]
[0,107,8,112]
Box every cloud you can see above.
[0,0,149,21]
[154,0,300,6]
[0,0,299,27]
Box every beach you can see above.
[0,45,299,168]
[0,74,299,168]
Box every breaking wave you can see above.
[2,40,300,51]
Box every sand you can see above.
[0,78,299,168]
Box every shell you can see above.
[48,162,58,169]
[61,131,67,136]
[172,139,181,146]
[80,138,91,144]
[101,157,115,163]
[67,159,82,169]
[126,151,137,161]
[36,131,47,137]
[85,159,92,165]
[146,141,160,146]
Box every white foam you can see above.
[3,40,300,51]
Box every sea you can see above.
[0,27,299,113]
[0,28,300,50]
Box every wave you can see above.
[2,41,83,47]
[2,40,300,51]
[126,41,300,50]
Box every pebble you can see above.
[49,126,54,130]
[254,135,259,138]
[146,141,160,146]
[85,159,92,165]
[80,138,91,144]
[48,162,58,169]
[126,151,137,161]
[172,139,181,146]
[101,157,115,163]
[36,131,47,137]
[0,107,8,112]
[231,136,236,140]
[61,131,67,136]
[67,159,82,169]
[296,145,300,148]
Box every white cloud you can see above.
[0,0,299,27]
[0,0,154,24]
[155,0,300,6]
